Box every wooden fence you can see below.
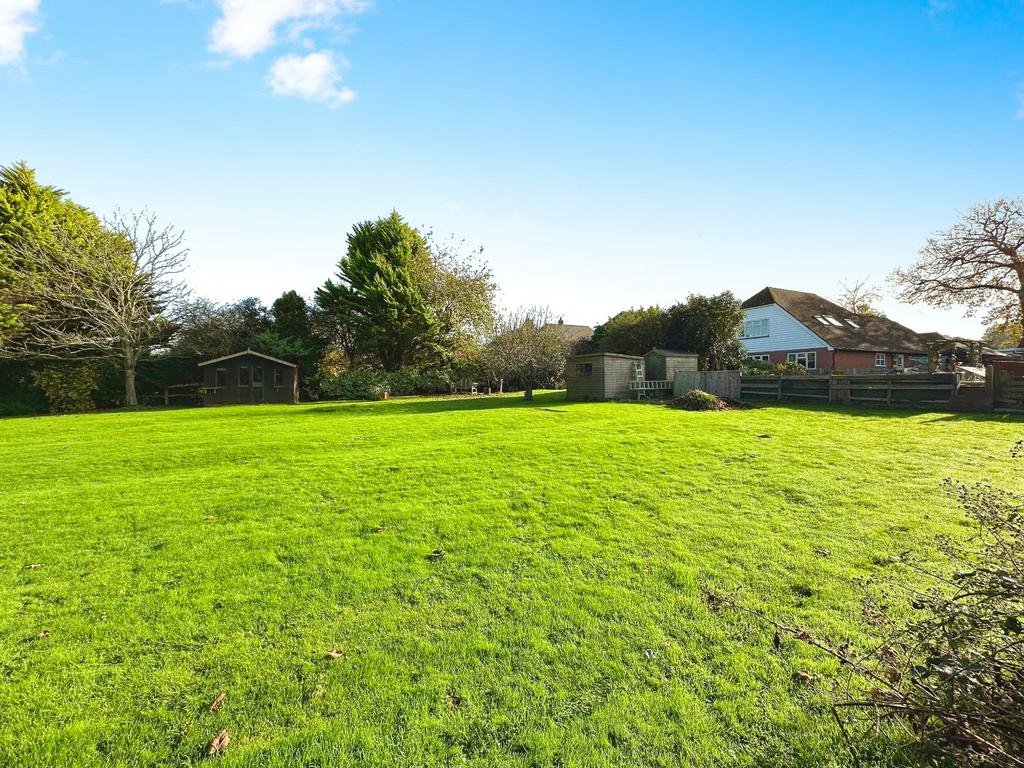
[740,373,960,408]
[673,370,742,400]
[992,365,1024,413]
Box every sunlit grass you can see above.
[0,393,1019,767]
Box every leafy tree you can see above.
[483,308,566,399]
[271,290,311,341]
[418,231,497,359]
[982,321,1024,350]
[2,211,189,406]
[892,198,1024,341]
[835,278,885,317]
[665,292,745,370]
[0,162,106,343]
[316,212,440,372]
[587,306,669,355]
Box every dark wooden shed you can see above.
[198,349,299,405]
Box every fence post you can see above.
[777,378,783,402]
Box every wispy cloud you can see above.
[209,0,367,58]
[0,0,40,66]
[266,50,355,107]
[204,0,369,107]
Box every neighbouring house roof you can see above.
[197,348,298,368]
[542,321,594,344]
[741,287,930,354]
[646,348,695,357]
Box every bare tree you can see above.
[892,198,1024,342]
[2,211,189,406]
[835,278,885,317]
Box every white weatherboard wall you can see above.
[740,304,832,354]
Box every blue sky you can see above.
[2,1,1023,337]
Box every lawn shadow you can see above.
[299,390,572,418]
[745,401,1023,424]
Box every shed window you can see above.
[575,363,593,376]
[273,369,284,387]
[787,352,817,369]
[214,368,228,387]
[253,366,263,386]
[875,353,887,368]
[741,318,769,338]
[238,367,251,386]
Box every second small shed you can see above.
[643,349,698,381]
[565,352,643,400]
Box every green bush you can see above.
[741,359,809,376]
[30,362,101,414]
[318,366,453,401]
[672,389,726,411]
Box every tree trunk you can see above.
[123,348,138,408]
[524,385,534,400]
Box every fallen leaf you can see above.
[206,729,230,756]
[428,549,445,560]
[325,649,345,660]
[209,692,226,713]
[643,648,655,660]
[370,525,386,534]
[814,547,831,557]
[24,563,42,569]
[756,434,772,439]
[792,670,814,684]
[36,630,50,639]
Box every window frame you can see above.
[740,318,769,339]
[786,351,817,369]
[575,362,593,376]
[238,366,251,387]
[273,368,284,387]
[875,353,887,368]
[893,354,904,369]
[746,354,770,361]
[252,366,264,386]
[214,368,228,388]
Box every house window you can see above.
[238,367,251,386]
[787,352,817,369]
[740,318,769,338]
[214,368,228,387]
[747,354,770,361]
[252,366,263,386]
[893,354,904,369]
[576,363,593,376]
[875,353,887,368]
[273,369,284,387]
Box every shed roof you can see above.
[568,352,642,360]
[198,349,298,368]
[646,348,696,357]
[741,286,930,354]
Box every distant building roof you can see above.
[542,320,593,344]
[742,286,931,354]
[198,348,298,368]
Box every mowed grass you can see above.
[0,394,1020,767]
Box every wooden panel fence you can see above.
[740,373,960,408]
[673,370,742,400]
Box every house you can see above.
[740,287,929,371]
[565,352,642,400]
[542,319,593,348]
[198,349,299,405]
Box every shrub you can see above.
[672,389,726,411]
[318,366,453,400]
[30,362,101,414]
[741,359,809,376]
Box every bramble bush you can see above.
[30,362,100,414]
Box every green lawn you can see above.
[0,393,1020,767]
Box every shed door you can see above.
[238,366,252,404]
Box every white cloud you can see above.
[266,50,355,107]
[210,0,368,58]
[0,0,40,65]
